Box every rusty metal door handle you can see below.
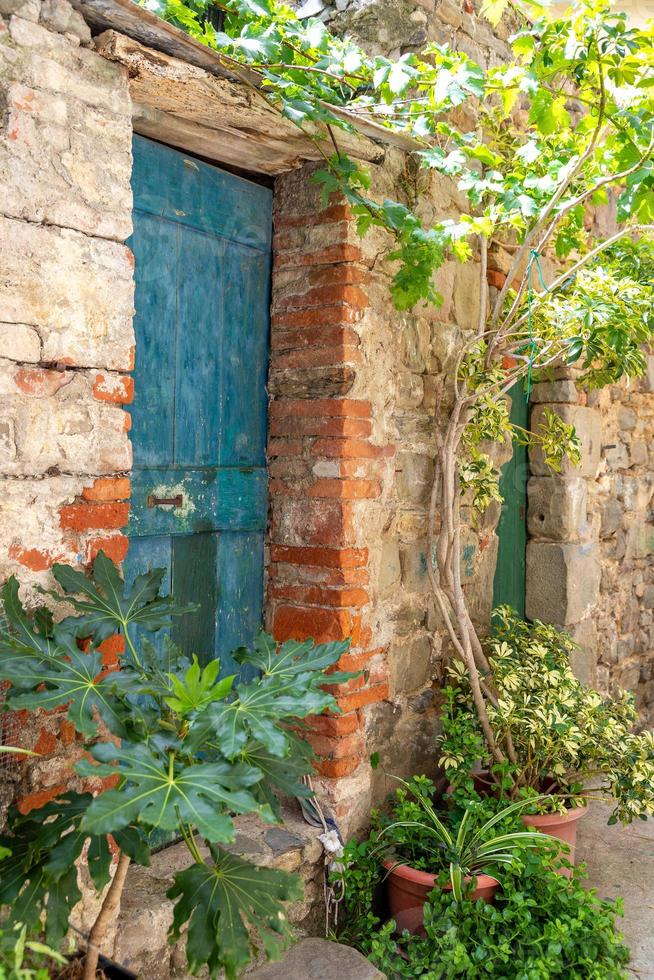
[147,494,183,508]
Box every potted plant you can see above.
[441,608,654,869]
[362,775,544,933]
[0,553,352,979]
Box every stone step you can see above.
[247,939,384,979]
[111,803,325,978]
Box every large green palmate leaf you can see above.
[168,845,302,980]
[240,736,314,819]
[0,578,56,659]
[187,633,352,759]
[0,626,128,739]
[78,742,274,841]
[49,551,196,646]
[0,794,134,944]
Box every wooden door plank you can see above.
[129,211,177,467]
[131,134,272,251]
[215,531,264,677]
[220,244,271,467]
[492,382,528,618]
[128,467,268,536]
[172,532,219,665]
[175,228,224,467]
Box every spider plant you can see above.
[374,777,548,900]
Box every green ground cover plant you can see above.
[334,786,630,978]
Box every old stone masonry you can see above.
[0,0,653,858]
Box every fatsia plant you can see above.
[143,0,654,771]
[0,552,351,979]
[440,607,654,822]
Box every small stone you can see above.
[248,939,384,979]
[389,635,433,695]
[378,538,401,594]
[400,541,430,593]
[296,0,325,17]
[0,0,40,20]
[530,379,578,404]
[600,497,623,538]
[629,440,648,467]
[0,323,42,363]
[264,827,306,854]
[395,451,434,506]
[618,406,637,430]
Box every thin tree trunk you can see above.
[82,851,131,980]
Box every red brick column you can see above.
[268,171,392,786]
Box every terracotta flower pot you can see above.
[521,805,587,877]
[383,859,500,933]
[448,771,588,875]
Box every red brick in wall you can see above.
[268,184,391,781]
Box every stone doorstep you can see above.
[112,802,326,979]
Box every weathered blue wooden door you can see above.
[126,135,271,673]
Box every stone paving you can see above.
[578,800,654,979]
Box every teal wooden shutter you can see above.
[492,381,528,618]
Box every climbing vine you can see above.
[142,0,654,763]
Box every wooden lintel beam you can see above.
[93,29,385,174]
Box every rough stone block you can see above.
[395,451,434,506]
[0,323,42,362]
[0,218,135,371]
[378,538,401,593]
[0,365,131,476]
[388,634,434,695]
[529,404,601,478]
[627,522,654,560]
[40,0,91,42]
[559,618,598,687]
[527,477,587,541]
[600,496,623,538]
[0,475,82,586]
[248,939,384,980]
[0,0,40,20]
[530,378,579,404]
[526,542,601,625]
[0,15,132,240]
[399,540,430,593]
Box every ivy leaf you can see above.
[50,551,195,645]
[481,0,509,26]
[0,795,96,943]
[387,55,415,95]
[187,634,350,759]
[528,89,570,135]
[236,632,349,678]
[168,846,302,980]
[78,742,269,841]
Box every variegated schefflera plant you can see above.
[0,552,351,979]
[441,607,654,823]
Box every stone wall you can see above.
[592,367,654,726]
[267,147,511,833]
[0,0,134,809]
